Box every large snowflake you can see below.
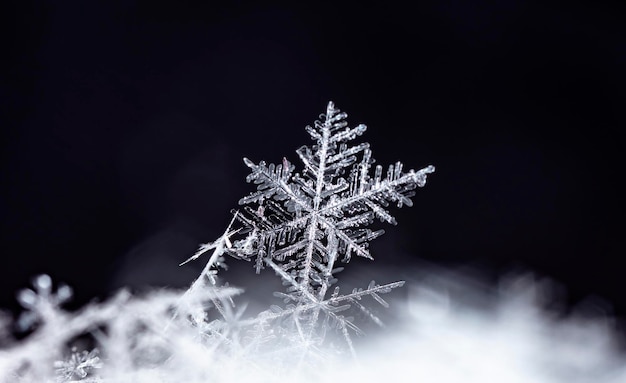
[185,101,435,355]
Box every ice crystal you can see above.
[183,101,435,356]
[54,348,102,382]
[16,274,73,332]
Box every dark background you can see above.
[2,1,625,322]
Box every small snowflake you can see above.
[16,274,73,331]
[54,347,102,382]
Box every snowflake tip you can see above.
[34,274,52,291]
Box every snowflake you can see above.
[185,101,435,355]
[54,348,102,382]
[16,274,73,332]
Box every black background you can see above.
[2,1,625,322]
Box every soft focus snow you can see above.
[349,271,626,383]
[2,266,625,383]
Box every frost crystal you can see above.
[54,348,102,382]
[185,101,435,355]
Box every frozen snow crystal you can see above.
[54,348,102,382]
[185,101,435,356]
